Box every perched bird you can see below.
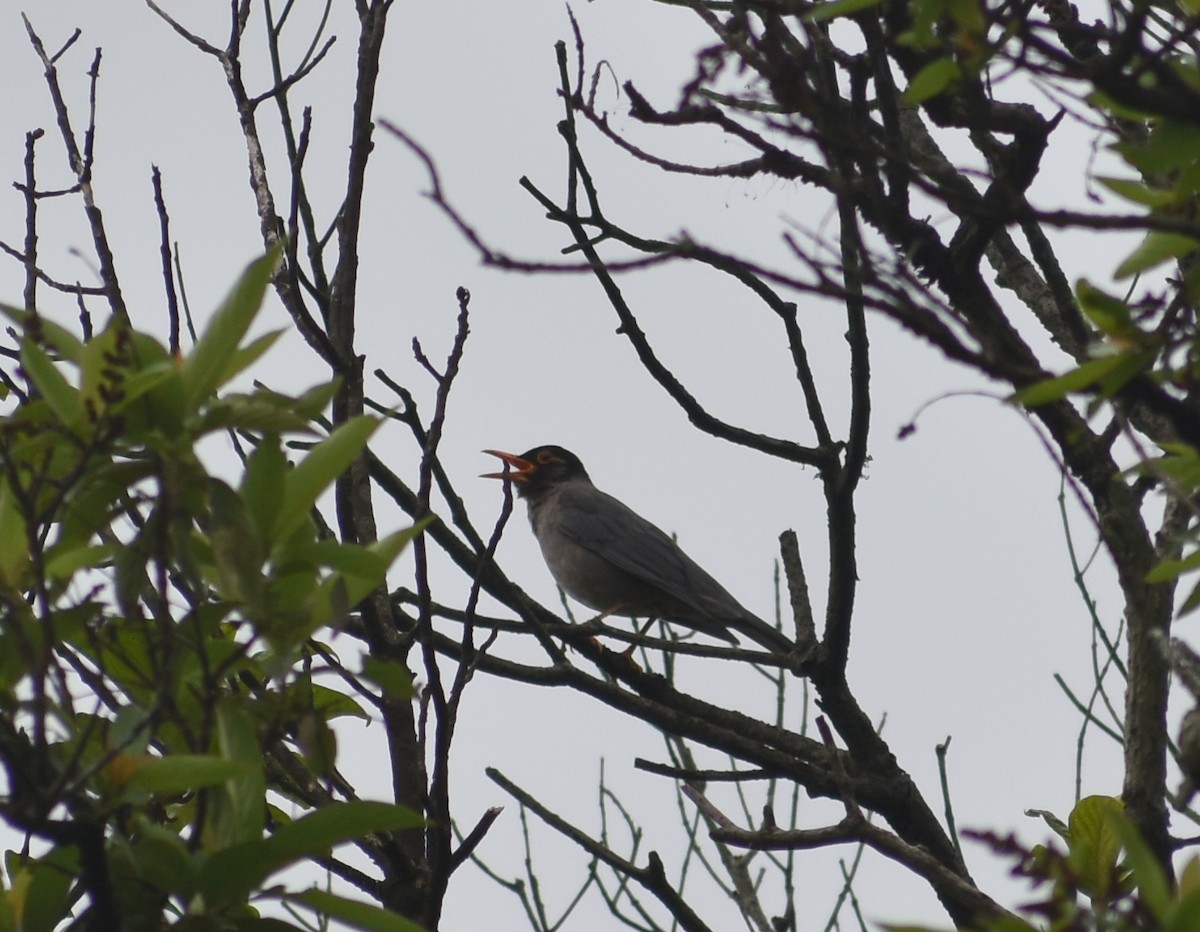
[483,445,791,653]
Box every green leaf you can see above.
[21,340,82,428]
[292,378,340,420]
[108,705,152,758]
[44,542,113,582]
[1012,354,1134,406]
[1025,807,1069,841]
[362,656,415,702]
[0,869,14,931]
[1115,232,1200,279]
[289,889,426,932]
[314,523,427,625]
[113,529,155,630]
[1106,808,1171,919]
[207,479,265,606]
[211,698,268,848]
[78,323,132,420]
[310,682,369,721]
[295,712,338,777]
[1067,795,1123,899]
[0,479,29,590]
[1076,280,1135,339]
[311,540,391,579]
[1115,120,1200,176]
[217,328,287,389]
[1097,176,1179,209]
[59,461,152,549]
[1181,854,1200,896]
[123,334,187,435]
[196,396,318,436]
[1146,544,1200,582]
[127,820,201,900]
[898,0,943,48]
[805,0,885,22]
[375,520,427,561]
[106,363,178,418]
[182,248,280,408]
[945,0,985,36]
[1167,889,1200,932]
[198,801,424,908]
[11,847,78,932]
[1180,577,1200,616]
[904,58,959,103]
[275,415,380,543]
[1093,348,1156,396]
[125,754,257,794]
[0,304,85,362]
[271,798,426,848]
[242,437,288,545]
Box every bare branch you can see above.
[150,166,180,355]
[488,767,718,932]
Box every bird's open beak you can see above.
[481,449,535,481]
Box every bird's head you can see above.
[482,445,589,497]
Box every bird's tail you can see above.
[732,613,795,654]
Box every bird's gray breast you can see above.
[527,480,736,622]
[527,485,662,614]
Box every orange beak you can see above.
[481,449,535,481]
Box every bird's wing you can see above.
[553,485,793,652]
[553,485,749,623]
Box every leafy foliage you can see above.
[996,34,1200,608]
[895,797,1200,932]
[0,252,421,930]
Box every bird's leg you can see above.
[620,616,661,659]
[572,605,626,654]
[584,604,627,629]
[582,604,651,667]
[592,604,658,647]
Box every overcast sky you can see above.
[0,1,1153,928]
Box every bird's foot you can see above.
[613,616,660,665]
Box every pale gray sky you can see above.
[0,2,1145,928]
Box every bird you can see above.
[482,445,792,653]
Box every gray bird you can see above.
[483,445,791,653]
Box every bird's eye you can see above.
[537,450,560,465]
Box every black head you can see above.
[482,445,590,497]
